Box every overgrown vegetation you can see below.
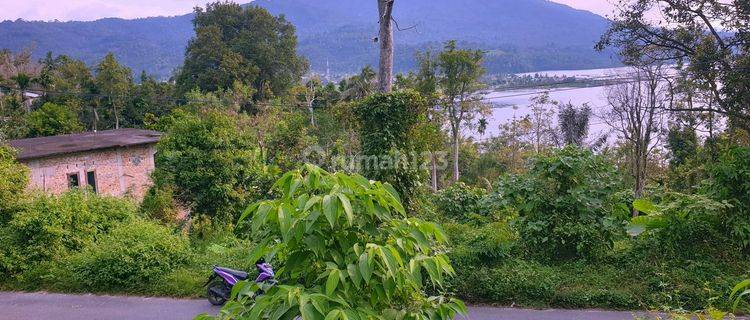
[1,0,749,317]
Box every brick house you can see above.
[9,129,161,201]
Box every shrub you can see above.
[707,147,750,247]
[0,190,136,275]
[140,184,180,224]
[432,182,494,221]
[66,219,190,292]
[205,165,466,320]
[496,146,625,261]
[628,193,734,258]
[153,109,278,221]
[444,222,516,267]
[0,145,28,224]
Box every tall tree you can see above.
[598,0,750,133]
[603,64,668,214]
[95,53,132,129]
[420,41,487,182]
[377,0,395,93]
[178,2,308,100]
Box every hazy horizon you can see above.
[0,0,616,22]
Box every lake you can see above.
[475,66,637,140]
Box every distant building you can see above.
[8,129,161,201]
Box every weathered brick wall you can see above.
[22,144,157,202]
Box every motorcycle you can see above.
[205,259,276,305]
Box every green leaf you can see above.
[326,269,340,295]
[358,253,372,284]
[633,198,658,215]
[338,194,354,226]
[323,195,338,228]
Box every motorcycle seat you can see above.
[215,267,249,280]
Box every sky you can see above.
[0,0,617,22]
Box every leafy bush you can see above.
[140,184,180,224]
[496,146,624,260]
[444,221,516,267]
[0,190,136,275]
[708,147,750,247]
[206,165,466,320]
[432,182,494,221]
[628,193,733,258]
[66,219,190,292]
[153,109,278,221]
[25,102,84,138]
[0,145,28,223]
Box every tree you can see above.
[25,102,84,138]
[421,41,487,182]
[152,109,277,221]
[290,77,322,127]
[179,2,308,100]
[377,0,395,93]
[340,66,377,101]
[603,65,668,214]
[528,92,557,153]
[558,102,592,147]
[355,91,428,205]
[203,165,466,320]
[598,0,750,133]
[95,53,132,129]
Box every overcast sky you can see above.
[0,0,617,22]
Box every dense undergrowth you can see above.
[0,146,748,315]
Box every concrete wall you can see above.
[21,144,157,201]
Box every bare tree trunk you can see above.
[377,0,394,93]
[430,151,438,192]
[451,130,460,182]
[308,103,316,128]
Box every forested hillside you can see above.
[0,0,619,79]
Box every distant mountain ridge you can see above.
[0,0,619,79]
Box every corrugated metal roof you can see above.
[8,129,162,160]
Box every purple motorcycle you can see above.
[205,259,276,305]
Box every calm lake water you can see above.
[475,66,635,140]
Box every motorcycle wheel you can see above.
[207,279,228,306]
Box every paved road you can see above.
[0,291,662,320]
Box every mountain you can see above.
[0,0,619,79]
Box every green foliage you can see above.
[432,183,494,222]
[265,110,318,170]
[355,90,428,205]
[707,147,750,247]
[628,193,732,258]
[95,53,133,128]
[153,109,277,220]
[0,190,136,276]
[177,2,308,99]
[140,185,180,224]
[25,102,84,138]
[208,165,465,320]
[65,219,191,292]
[443,222,516,267]
[0,145,28,223]
[497,146,624,260]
